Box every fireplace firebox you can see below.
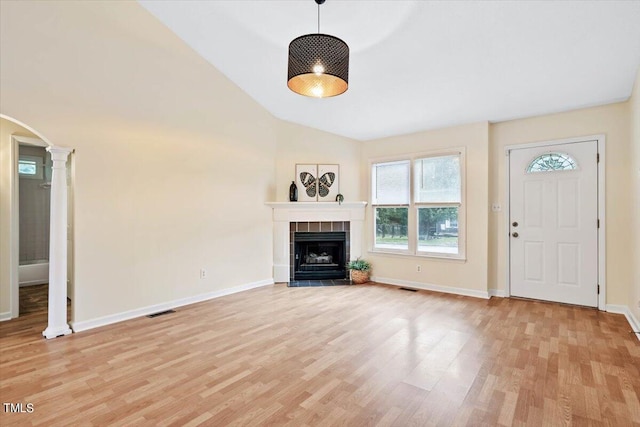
[293,232,347,280]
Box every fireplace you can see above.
[293,232,347,280]
[266,201,366,283]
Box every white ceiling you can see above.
[138,0,640,141]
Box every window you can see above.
[372,160,409,250]
[526,152,577,173]
[18,155,43,179]
[371,151,465,258]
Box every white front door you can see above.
[509,140,598,307]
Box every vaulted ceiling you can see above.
[139,1,640,141]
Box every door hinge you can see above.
[597,284,600,294]
[597,153,600,163]
[597,219,600,228]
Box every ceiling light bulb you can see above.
[313,64,325,75]
[311,86,324,97]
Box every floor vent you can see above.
[147,309,176,318]
[399,287,418,292]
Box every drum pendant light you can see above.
[287,0,349,98]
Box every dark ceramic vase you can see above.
[289,181,298,202]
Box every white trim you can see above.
[13,135,48,147]
[371,275,490,299]
[69,279,274,333]
[9,134,52,320]
[488,288,506,298]
[1,115,56,321]
[368,248,467,262]
[9,137,19,318]
[597,137,606,310]
[369,147,467,260]
[0,311,12,322]
[265,201,367,209]
[605,305,640,342]
[504,134,601,152]
[504,134,606,310]
[503,147,511,298]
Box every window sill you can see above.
[369,248,466,262]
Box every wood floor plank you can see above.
[1,283,639,426]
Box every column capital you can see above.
[46,146,73,162]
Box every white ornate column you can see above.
[43,146,73,339]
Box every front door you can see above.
[509,140,598,307]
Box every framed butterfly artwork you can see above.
[295,164,340,202]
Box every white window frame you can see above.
[370,148,466,260]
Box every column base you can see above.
[42,325,72,339]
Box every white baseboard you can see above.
[488,288,507,298]
[70,278,274,333]
[0,311,12,322]
[605,304,640,342]
[371,276,490,300]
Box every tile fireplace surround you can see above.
[265,202,367,283]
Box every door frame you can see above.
[10,135,49,317]
[504,134,606,310]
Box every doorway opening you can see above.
[18,141,52,316]
[1,114,74,339]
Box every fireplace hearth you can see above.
[294,231,347,280]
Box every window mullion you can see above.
[409,158,417,254]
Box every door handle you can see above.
[512,232,519,238]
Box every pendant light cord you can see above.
[315,0,325,33]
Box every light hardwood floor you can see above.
[1,283,639,426]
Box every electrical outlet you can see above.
[416,265,421,273]
[200,268,207,279]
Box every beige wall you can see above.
[0,1,279,324]
[0,119,37,317]
[360,122,490,294]
[630,67,640,322]
[489,103,631,305]
[275,121,361,202]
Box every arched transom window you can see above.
[526,152,577,173]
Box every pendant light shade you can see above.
[287,1,349,98]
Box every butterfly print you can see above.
[300,172,317,197]
[299,171,336,198]
[318,172,335,197]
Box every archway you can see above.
[1,114,74,338]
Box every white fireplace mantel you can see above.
[266,201,368,282]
